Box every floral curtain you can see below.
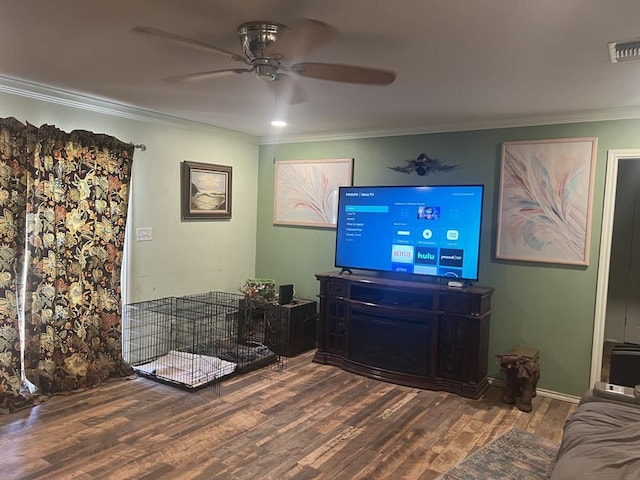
[0,117,135,413]
[0,118,32,412]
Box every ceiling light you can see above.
[271,120,287,127]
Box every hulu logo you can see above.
[415,247,438,265]
[417,251,435,261]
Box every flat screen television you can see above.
[334,185,484,282]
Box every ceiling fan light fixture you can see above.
[255,63,279,81]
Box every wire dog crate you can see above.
[124,292,286,390]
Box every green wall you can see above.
[0,89,261,303]
[256,119,640,397]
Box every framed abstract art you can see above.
[496,137,598,266]
[273,158,354,228]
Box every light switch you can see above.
[136,227,153,242]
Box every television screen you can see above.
[334,185,484,282]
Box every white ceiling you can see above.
[2,0,640,141]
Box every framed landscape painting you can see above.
[181,161,232,220]
[274,158,354,228]
[496,137,598,266]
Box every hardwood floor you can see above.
[0,352,576,480]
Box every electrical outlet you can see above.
[136,227,153,242]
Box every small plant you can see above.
[240,278,277,303]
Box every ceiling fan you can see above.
[131,19,396,101]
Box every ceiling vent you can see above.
[608,39,640,63]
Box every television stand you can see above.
[313,271,493,399]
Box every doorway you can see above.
[591,149,640,385]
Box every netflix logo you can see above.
[390,245,414,264]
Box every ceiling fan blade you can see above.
[266,74,308,104]
[291,62,396,85]
[163,68,251,83]
[132,26,246,63]
[266,18,336,59]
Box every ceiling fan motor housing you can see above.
[238,22,288,80]
[237,21,286,59]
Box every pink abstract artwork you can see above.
[274,159,354,228]
[496,138,597,265]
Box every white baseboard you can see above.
[488,377,580,404]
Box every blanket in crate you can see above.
[134,350,236,388]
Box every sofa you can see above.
[550,385,640,479]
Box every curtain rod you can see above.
[133,144,147,151]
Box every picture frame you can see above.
[496,137,598,266]
[181,161,232,220]
[273,158,354,228]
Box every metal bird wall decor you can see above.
[388,153,458,176]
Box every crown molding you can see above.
[0,75,259,145]
[260,107,640,145]
[4,75,640,148]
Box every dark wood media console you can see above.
[313,271,493,399]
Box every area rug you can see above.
[438,428,559,480]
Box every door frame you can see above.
[591,148,640,386]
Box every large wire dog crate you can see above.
[124,292,286,389]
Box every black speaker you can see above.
[279,284,294,305]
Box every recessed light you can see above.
[271,120,287,127]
